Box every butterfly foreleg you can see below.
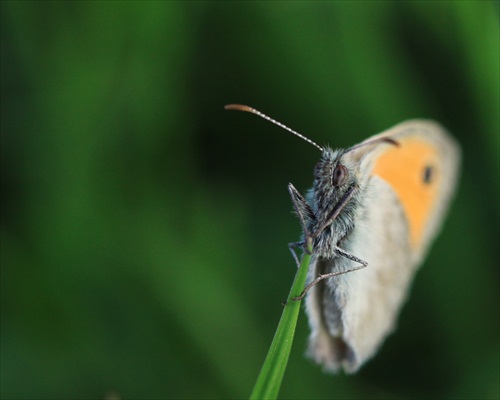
[288,183,316,253]
[288,241,304,268]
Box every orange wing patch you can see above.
[372,138,440,250]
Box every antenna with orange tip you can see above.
[225,104,323,152]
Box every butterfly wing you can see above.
[367,120,461,263]
[305,120,460,373]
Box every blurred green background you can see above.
[1,1,499,399]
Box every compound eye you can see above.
[332,164,348,187]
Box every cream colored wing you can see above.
[305,120,460,373]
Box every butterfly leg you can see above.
[291,247,367,301]
[288,241,304,268]
[310,185,357,238]
[288,183,315,253]
[334,246,368,267]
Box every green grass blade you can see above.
[250,247,312,400]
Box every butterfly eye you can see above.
[332,164,348,187]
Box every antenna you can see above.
[225,104,323,152]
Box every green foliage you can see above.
[250,249,311,400]
[1,1,498,399]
